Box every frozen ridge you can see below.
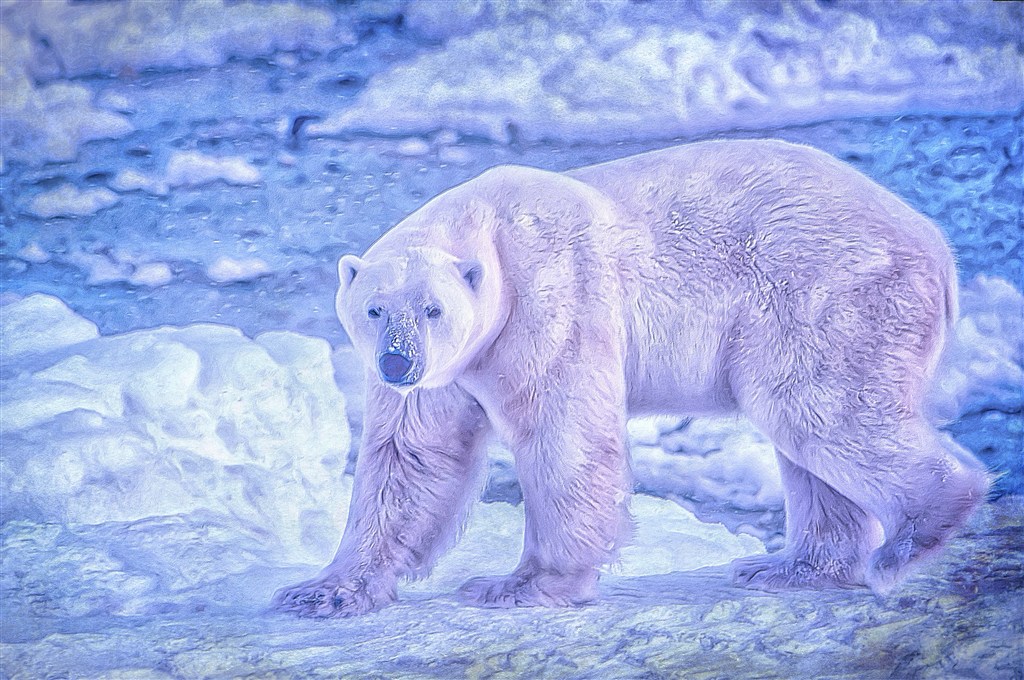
[314,0,1024,144]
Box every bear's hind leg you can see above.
[731,450,880,591]
[860,424,989,593]
[756,414,988,595]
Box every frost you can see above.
[27,185,120,218]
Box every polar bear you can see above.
[274,140,989,617]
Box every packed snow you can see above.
[0,0,1021,677]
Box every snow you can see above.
[206,256,272,284]
[313,1,1023,145]
[26,185,120,219]
[110,151,262,196]
[0,26,134,167]
[1,295,351,564]
[928,275,1024,421]
[0,294,98,363]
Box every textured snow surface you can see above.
[2,500,1020,679]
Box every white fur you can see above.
[275,140,988,616]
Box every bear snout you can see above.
[378,352,414,384]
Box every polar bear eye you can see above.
[367,307,383,319]
[426,305,442,319]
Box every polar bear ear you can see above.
[456,259,484,293]
[338,255,363,289]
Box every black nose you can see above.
[378,352,413,383]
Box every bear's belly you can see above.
[622,298,737,417]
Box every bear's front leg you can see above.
[274,380,490,617]
[458,361,632,609]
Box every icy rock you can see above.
[0,297,351,563]
[27,185,120,219]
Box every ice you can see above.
[111,151,262,196]
[0,295,351,564]
[163,151,262,188]
[0,1,1019,673]
[0,27,134,167]
[26,185,120,219]
[206,256,272,284]
[0,0,343,78]
[928,275,1024,421]
[0,294,98,364]
[313,1,1023,145]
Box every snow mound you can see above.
[27,184,120,219]
[313,1,1023,144]
[0,296,351,563]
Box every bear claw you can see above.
[730,552,865,591]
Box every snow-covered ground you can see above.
[1,0,1022,677]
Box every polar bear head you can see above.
[336,246,496,391]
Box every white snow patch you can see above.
[929,274,1024,420]
[312,2,1023,145]
[112,151,262,195]
[0,297,351,564]
[128,262,173,288]
[396,137,431,157]
[27,185,120,218]
[17,242,50,264]
[164,151,262,188]
[0,294,98,362]
[207,256,272,284]
[110,168,170,196]
[66,249,173,288]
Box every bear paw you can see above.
[272,574,394,618]
[457,567,598,609]
[730,551,865,592]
